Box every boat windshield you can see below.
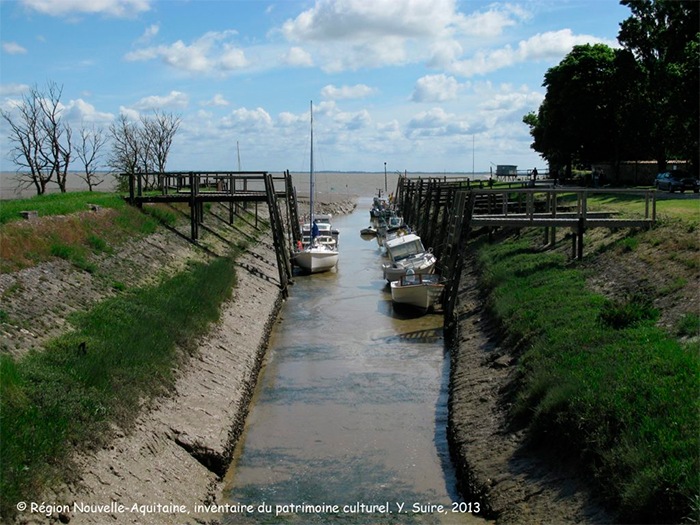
[389,240,424,261]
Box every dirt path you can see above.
[448,256,612,524]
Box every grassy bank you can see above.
[476,228,699,523]
[0,252,241,520]
[0,195,177,273]
[0,192,128,225]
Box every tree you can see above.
[108,114,141,190]
[108,111,181,191]
[38,82,72,193]
[522,44,622,178]
[618,0,700,173]
[76,123,108,191]
[1,82,73,195]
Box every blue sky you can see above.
[0,0,630,173]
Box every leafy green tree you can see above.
[618,0,700,173]
[523,44,623,179]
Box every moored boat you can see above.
[381,233,437,282]
[291,101,339,274]
[390,271,445,312]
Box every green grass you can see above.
[575,193,700,225]
[675,314,700,338]
[0,192,127,225]
[0,253,240,521]
[477,237,699,523]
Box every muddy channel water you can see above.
[221,199,486,524]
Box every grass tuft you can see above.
[599,295,659,329]
[675,314,700,338]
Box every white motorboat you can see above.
[292,101,338,274]
[390,271,445,312]
[382,233,437,282]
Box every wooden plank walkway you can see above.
[125,170,296,298]
[394,175,658,327]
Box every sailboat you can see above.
[292,101,339,274]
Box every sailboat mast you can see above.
[310,100,314,229]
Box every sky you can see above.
[0,0,630,174]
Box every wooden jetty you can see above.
[394,175,657,327]
[125,170,301,298]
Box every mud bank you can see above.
[447,255,611,524]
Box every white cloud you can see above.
[333,109,371,130]
[321,84,377,100]
[136,23,159,45]
[200,94,230,107]
[221,107,273,132]
[427,39,463,69]
[281,0,457,42]
[277,111,305,127]
[125,30,248,74]
[19,0,151,17]
[2,42,28,55]
[278,0,463,71]
[449,29,617,77]
[407,107,481,137]
[411,74,467,103]
[119,106,140,121]
[281,46,314,67]
[458,4,531,38]
[62,99,114,123]
[133,91,189,110]
[0,83,30,96]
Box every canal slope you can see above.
[448,255,611,524]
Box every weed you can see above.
[143,205,177,226]
[0,309,9,323]
[599,295,659,329]
[619,236,639,252]
[86,234,109,253]
[111,281,126,292]
[676,314,700,338]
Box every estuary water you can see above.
[221,198,485,524]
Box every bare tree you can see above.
[36,82,72,193]
[1,86,52,195]
[108,114,141,190]
[108,110,181,191]
[148,110,181,174]
[76,123,108,191]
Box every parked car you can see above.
[655,170,699,193]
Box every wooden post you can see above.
[128,172,135,204]
[189,172,197,240]
[550,191,557,247]
[229,174,234,225]
[577,217,584,260]
[652,191,656,222]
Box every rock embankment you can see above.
[448,258,611,525]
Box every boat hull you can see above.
[390,281,445,311]
[293,250,339,273]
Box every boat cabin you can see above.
[385,234,426,263]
